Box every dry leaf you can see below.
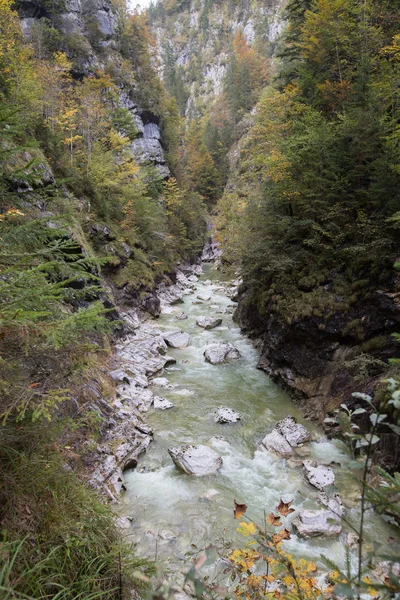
[267,513,282,527]
[276,499,295,516]
[234,498,248,519]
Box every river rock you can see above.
[196,316,223,330]
[303,460,335,490]
[258,416,311,458]
[168,445,223,476]
[153,396,174,410]
[318,492,344,516]
[204,342,241,364]
[258,430,294,458]
[163,330,191,349]
[293,509,342,538]
[275,416,311,447]
[151,377,171,388]
[214,407,241,424]
[197,293,212,301]
[176,312,188,320]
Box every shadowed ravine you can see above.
[119,263,395,571]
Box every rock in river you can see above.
[275,416,311,446]
[196,316,223,330]
[293,509,342,538]
[303,460,335,491]
[163,330,191,349]
[258,430,294,458]
[204,342,241,364]
[258,415,311,458]
[168,445,223,476]
[197,293,212,301]
[214,407,241,424]
[153,396,174,410]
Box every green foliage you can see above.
[0,423,153,600]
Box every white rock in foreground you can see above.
[318,492,344,516]
[176,312,188,320]
[168,445,223,476]
[204,342,241,364]
[303,460,335,490]
[214,407,241,424]
[197,293,212,301]
[196,316,223,330]
[276,416,311,446]
[258,430,293,458]
[153,396,174,410]
[163,330,191,349]
[258,415,311,458]
[293,509,342,538]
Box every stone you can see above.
[258,430,293,458]
[116,516,132,529]
[201,489,220,500]
[130,138,166,164]
[197,293,212,301]
[275,416,311,447]
[214,407,241,424]
[196,316,223,330]
[318,492,345,516]
[153,396,174,410]
[151,377,171,388]
[204,342,241,364]
[176,312,188,320]
[346,532,359,550]
[159,529,176,540]
[201,239,221,261]
[163,330,191,349]
[303,460,335,491]
[109,368,130,384]
[293,509,342,538]
[168,445,223,476]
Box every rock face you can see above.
[303,460,335,491]
[214,407,241,424]
[163,330,191,349]
[204,342,241,364]
[258,416,311,458]
[196,316,223,330]
[293,509,342,538]
[201,238,222,261]
[168,445,223,476]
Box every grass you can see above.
[0,422,153,600]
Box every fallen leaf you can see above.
[268,513,282,527]
[276,499,295,516]
[28,382,40,389]
[234,498,248,519]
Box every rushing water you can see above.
[119,263,396,573]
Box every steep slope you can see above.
[149,0,286,117]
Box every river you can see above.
[119,262,395,576]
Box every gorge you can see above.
[0,0,399,598]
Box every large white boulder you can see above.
[204,342,241,364]
[303,460,335,491]
[275,416,311,446]
[258,430,293,458]
[293,509,342,538]
[163,330,191,349]
[214,407,241,424]
[168,445,223,476]
[196,316,223,330]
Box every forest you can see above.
[0,0,399,598]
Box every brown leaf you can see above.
[233,498,248,520]
[276,499,295,517]
[272,528,291,544]
[28,382,40,389]
[267,513,282,527]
